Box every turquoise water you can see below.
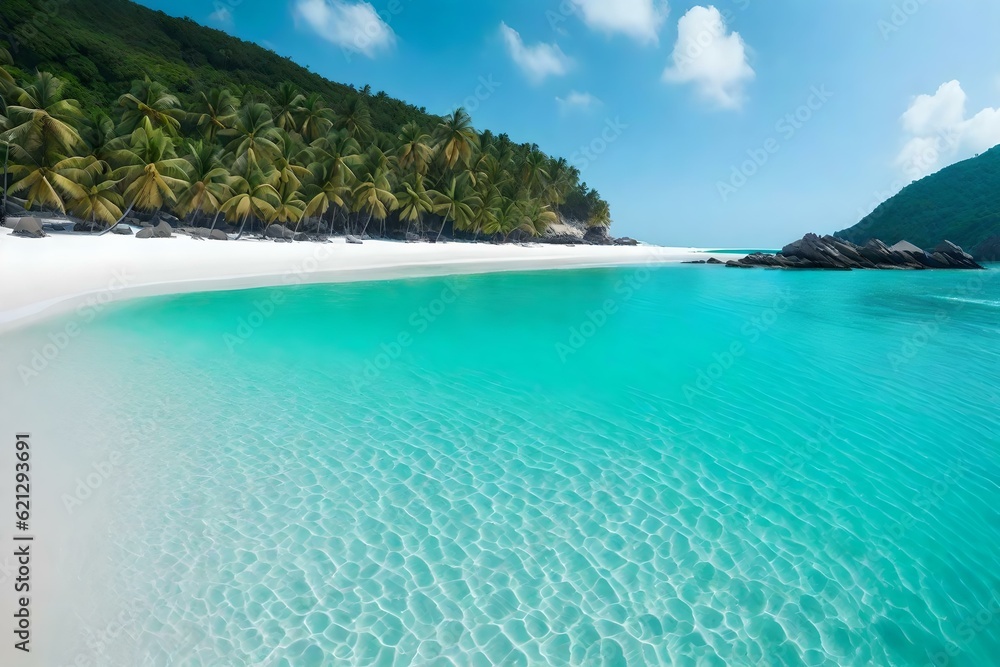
[6,265,1000,666]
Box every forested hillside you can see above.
[0,0,431,132]
[0,0,611,238]
[837,146,1000,251]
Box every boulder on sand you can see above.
[346,234,363,245]
[584,226,614,246]
[12,217,45,238]
[210,229,228,241]
[152,220,173,238]
[265,224,295,240]
[111,223,133,235]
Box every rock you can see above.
[683,260,707,264]
[73,221,104,232]
[46,223,66,231]
[111,223,133,235]
[293,232,309,242]
[889,240,923,253]
[135,228,153,238]
[189,227,211,238]
[706,257,724,265]
[265,224,296,240]
[584,226,614,246]
[153,211,180,226]
[2,216,19,229]
[930,240,981,267]
[152,220,173,238]
[210,229,228,241]
[614,237,639,246]
[725,260,754,269]
[972,236,1000,262]
[12,217,45,238]
[346,234,363,245]
[406,232,422,242]
[539,234,581,245]
[734,234,983,270]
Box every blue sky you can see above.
[137,0,1000,247]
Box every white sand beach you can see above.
[0,227,731,333]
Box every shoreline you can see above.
[0,228,734,334]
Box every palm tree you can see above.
[435,108,479,171]
[483,198,522,242]
[81,110,119,170]
[353,163,397,238]
[6,147,85,214]
[174,140,232,224]
[295,92,333,143]
[3,71,84,156]
[223,168,279,239]
[520,148,550,199]
[271,82,304,133]
[61,157,124,228]
[302,161,354,235]
[225,102,282,172]
[588,199,611,228]
[519,200,558,238]
[271,130,309,192]
[270,180,306,228]
[335,96,373,141]
[109,126,189,213]
[0,42,14,87]
[117,76,184,135]
[395,122,433,176]
[189,88,239,142]
[396,172,435,235]
[545,157,576,206]
[471,182,502,240]
[432,175,480,242]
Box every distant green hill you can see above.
[837,145,1000,251]
[0,0,433,133]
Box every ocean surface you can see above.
[3,264,999,666]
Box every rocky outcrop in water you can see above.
[726,234,984,270]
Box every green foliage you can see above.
[0,0,428,132]
[0,0,611,232]
[837,146,1000,250]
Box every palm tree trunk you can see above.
[359,210,374,237]
[236,215,250,240]
[2,143,8,218]
[436,212,450,243]
[98,202,135,236]
[208,209,222,234]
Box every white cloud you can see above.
[293,0,396,58]
[556,91,601,113]
[500,23,571,83]
[209,6,234,29]
[662,5,754,110]
[896,80,1000,179]
[570,0,668,44]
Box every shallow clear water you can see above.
[5,265,1000,666]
